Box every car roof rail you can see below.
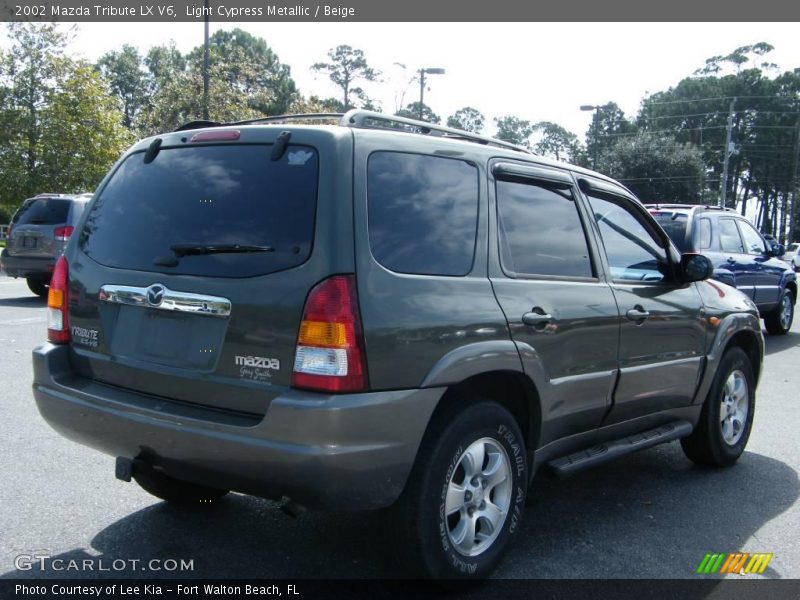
[226,113,345,126]
[175,110,532,154]
[340,109,533,154]
[645,203,736,213]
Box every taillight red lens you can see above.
[47,255,70,344]
[291,275,368,393]
[54,225,74,242]
[5,224,10,239]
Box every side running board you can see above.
[546,420,693,477]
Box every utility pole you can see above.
[719,98,736,208]
[202,0,210,121]
[418,70,425,120]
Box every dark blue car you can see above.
[648,204,796,334]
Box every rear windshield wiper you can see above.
[154,243,274,267]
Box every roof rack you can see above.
[174,110,532,155]
[340,110,532,154]
[645,203,736,212]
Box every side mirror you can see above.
[681,253,714,283]
[771,243,785,257]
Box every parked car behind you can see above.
[782,242,799,271]
[1,193,92,296]
[648,204,796,334]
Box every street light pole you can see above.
[202,0,210,121]
[580,104,606,170]
[417,67,445,121]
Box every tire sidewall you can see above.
[417,402,528,579]
[705,348,756,464]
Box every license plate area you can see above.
[22,236,37,249]
[108,306,226,370]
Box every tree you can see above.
[0,23,131,208]
[494,115,534,147]
[38,62,133,192]
[187,29,297,116]
[311,45,379,110]
[396,102,440,124]
[0,22,70,200]
[584,102,637,168]
[447,107,485,133]
[145,42,186,85]
[97,44,148,129]
[600,132,705,202]
[531,121,581,162]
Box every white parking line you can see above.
[1,317,46,326]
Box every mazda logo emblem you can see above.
[146,284,166,307]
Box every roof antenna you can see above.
[143,138,162,164]
[271,131,291,161]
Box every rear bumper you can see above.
[0,249,54,278]
[32,343,442,510]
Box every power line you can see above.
[644,95,800,106]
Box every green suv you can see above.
[32,111,764,579]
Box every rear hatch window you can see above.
[13,198,70,225]
[79,144,318,278]
[650,211,689,252]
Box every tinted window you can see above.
[694,217,712,250]
[587,194,668,282]
[651,211,689,252]
[13,198,71,225]
[737,220,767,255]
[497,179,592,278]
[367,152,478,276]
[719,219,744,253]
[80,145,318,278]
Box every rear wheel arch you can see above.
[425,370,541,470]
[786,281,797,305]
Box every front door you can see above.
[582,186,706,424]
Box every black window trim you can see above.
[493,167,599,283]
[578,178,678,286]
[365,149,481,278]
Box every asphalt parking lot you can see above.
[0,273,798,580]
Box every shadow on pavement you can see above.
[0,296,45,308]
[763,331,800,356]
[1,445,796,579]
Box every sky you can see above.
[3,22,800,139]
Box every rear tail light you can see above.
[54,225,74,242]
[47,255,70,344]
[4,224,10,239]
[291,275,368,393]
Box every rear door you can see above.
[488,162,619,444]
[579,179,705,424]
[67,129,351,416]
[736,218,781,308]
[713,216,758,301]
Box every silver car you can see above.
[1,193,92,296]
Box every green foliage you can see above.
[447,107,485,133]
[0,23,130,210]
[600,133,705,202]
[585,102,637,168]
[494,115,534,147]
[531,121,581,162]
[97,44,148,129]
[396,102,440,124]
[311,45,379,110]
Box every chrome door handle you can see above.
[522,308,553,329]
[625,305,650,324]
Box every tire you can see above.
[391,400,528,580]
[681,347,755,467]
[764,288,794,335]
[26,277,48,298]
[133,468,229,505]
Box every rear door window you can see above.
[13,198,71,225]
[79,144,318,278]
[496,178,593,278]
[719,218,745,253]
[367,151,479,276]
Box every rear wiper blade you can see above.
[153,243,274,267]
[169,243,275,257]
